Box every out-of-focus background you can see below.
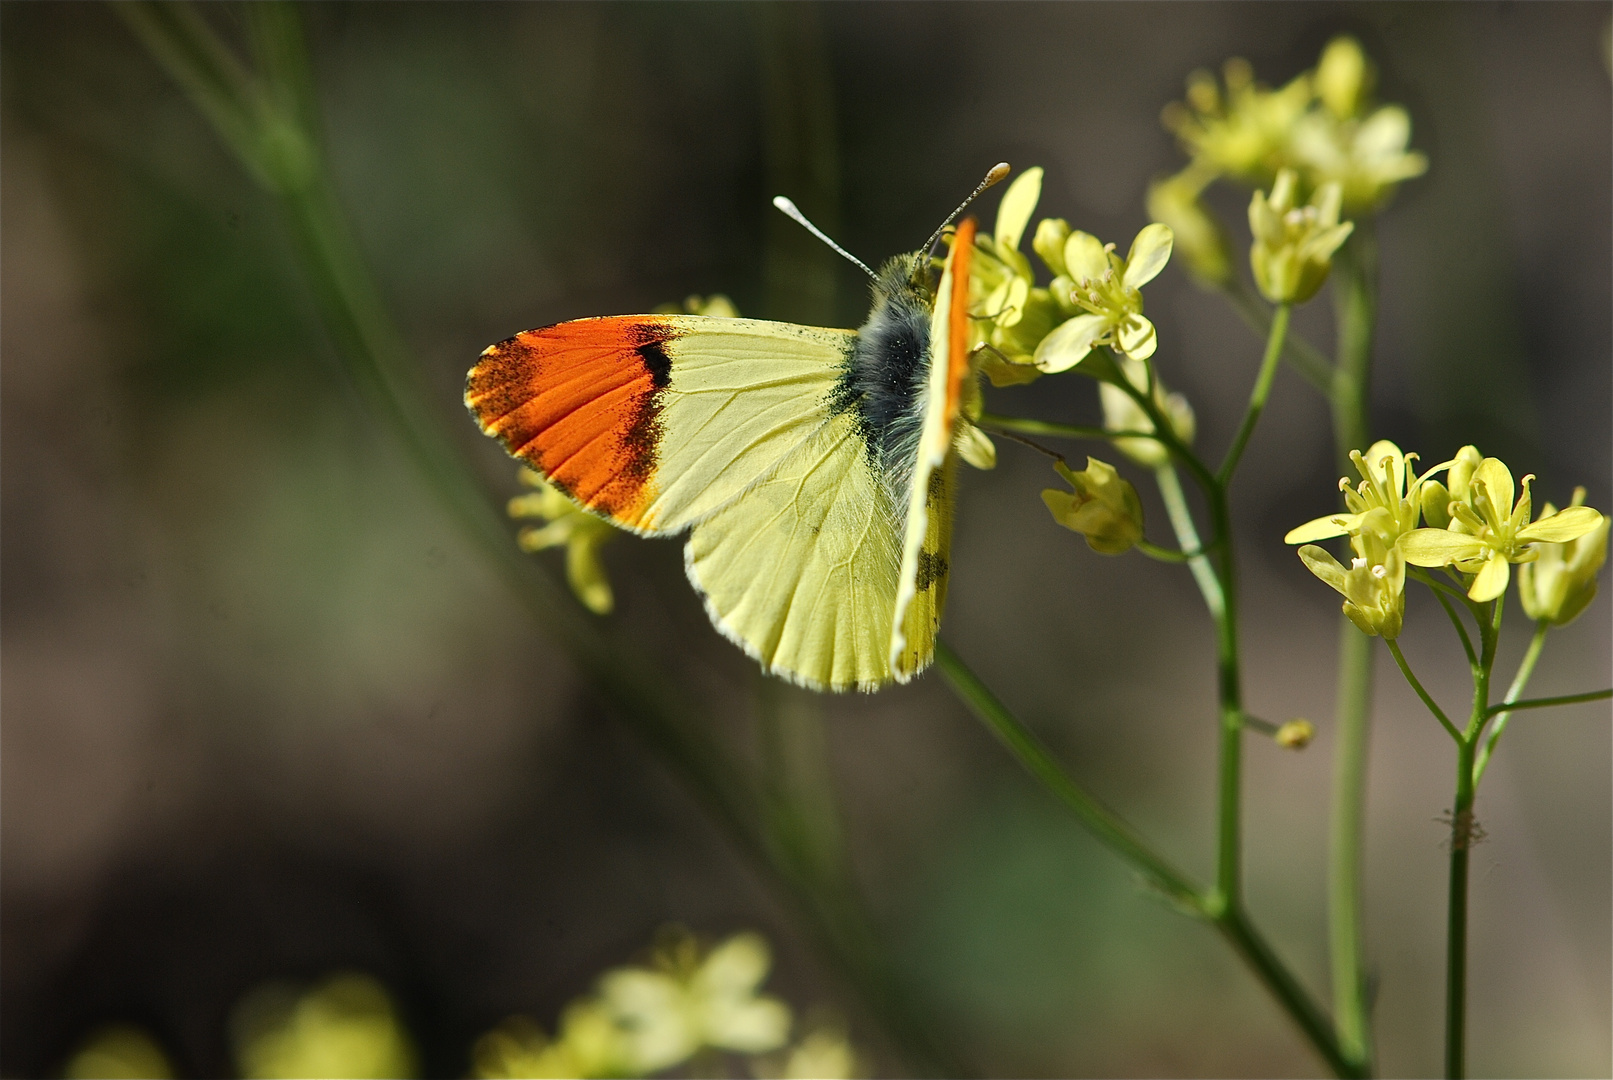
[3,3,1608,1077]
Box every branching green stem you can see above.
[1481,687,1610,718]
[1386,640,1462,743]
[1471,620,1547,785]
[1221,276,1337,395]
[936,641,1362,1078]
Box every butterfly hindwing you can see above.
[684,409,902,692]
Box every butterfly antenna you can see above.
[772,196,880,283]
[920,162,1011,263]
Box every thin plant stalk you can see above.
[1327,225,1380,1068]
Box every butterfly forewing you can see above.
[466,316,854,535]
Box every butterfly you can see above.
[465,165,1009,691]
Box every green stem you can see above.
[1482,687,1610,718]
[1135,539,1203,563]
[977,414,1157,444]
[1326,226,1379,1070]
[1472,620,1547,786]
[1222,275,1337,396]
[1386,639,1463,743]
[1328,628,1375,1066]
[936,641,1362,1078]
[1218,303,1291,483]
[1445,736,1477,1080]
[1154,465,1224,618]
[935,641,1202,905]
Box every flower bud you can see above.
[1041,457,1145,555]
[1419,479,1452,531]
[1518,488,1610,626]
[1032,217,1072,277]
[1298,539,1405,639]
[1316,36,1373,120]
[1275,719,1315,749]
[1248,169,1354,304]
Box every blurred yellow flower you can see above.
[1032,224,1173,371]
[63,1024,174,1080]
[598,929,792,1074]
[509,468,617,615]
[1516,487,1610,626]
[1163,58,1314,185]
[472,1003,629,1080]
[1287,103,1428,214]
[1145,165,1235,288]
[653,293,740,318]
[1098,355,1196,469]
[232,973,418,1080]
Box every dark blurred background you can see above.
[2,3,1608,1077]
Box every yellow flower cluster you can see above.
[1163,37,1427,215]
[1286,442,1607,635]
[472,928,859,1080]
[509,468,618,615]
[232,973,419,1080]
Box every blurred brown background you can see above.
[2,3,1608,1077]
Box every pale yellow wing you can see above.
[684,409,903,692]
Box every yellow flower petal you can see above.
[1062,231,1109,282]
[1468,551,1511,602]
[1115,315,1157,360]
[1518,505,1605,544]
[994,166,1043,251]
[1033,313,1106,372]
[1284,514,1360,545]
[1399,528,1486,567]
[1122,223,1174,289]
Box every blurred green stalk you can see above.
[115,4,959,1073]
[1328,227,1379,1071]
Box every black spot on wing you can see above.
[914,550,948,592]
[628,323,675,389]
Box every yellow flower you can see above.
[64,1025,174,1080]
[1162,58,1314,186]
[1518,487,1610,625]
[1297,530,1406,639]
[1041,457,1144,555]
[472,1004,628,1080]
[509,468,617,614]
[968,166,1068,386]
[654,293,740,318]
[597,930,792,1074]
[1287,104,1428,214]
[232,973,418,1080]
[1032,224,1174,372]
[1098,355,1196,468]
[1146,165,1235,288]
[1248,169,1354,304]
[1400,457,1606,602]
[1285,440,1445,549]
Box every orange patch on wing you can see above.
[942,217,976,430]
[465,316,677,527]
